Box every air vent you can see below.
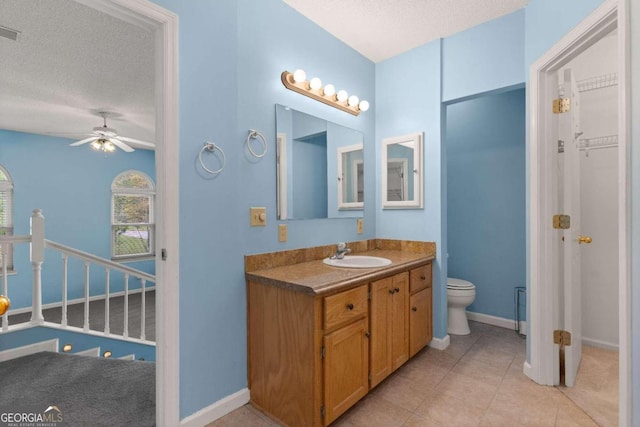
[0,26,20,42]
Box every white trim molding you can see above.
[428,335,450,350]
[466,311,526,335]
[74,1,181,426]
[180,388,250,427]
[0,338,58,362]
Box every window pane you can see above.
[113,171,152,190]
[113,195,150,224]
[0,192,7,225]
[114,225,151,256]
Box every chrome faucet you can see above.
[330,242,351,260]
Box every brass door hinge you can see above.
[321,346,326,359]
[553,97,571,113]
[554,330,572,346]
[553,214,571,230]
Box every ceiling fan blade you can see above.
[69,136,99,146]
[109,138,135,153]
[117,136,156,148]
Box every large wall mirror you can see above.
[381,132,423,209]
[276,104,364,220]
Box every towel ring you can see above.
[246,129,268,158]
[198,142,226,175]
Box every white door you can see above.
[558,68,583,387]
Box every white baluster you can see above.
[123,274,129,338]
[84,261,90,331]
[2,242,8,331]
[30,209,44,324]
[140,279,146,341]
[104,269,110,335]
[61,254,68,327]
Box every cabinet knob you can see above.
[346,303,354,310]
[365,332,370,338]
[412,307,417,312]
[394,287,400,293]
[389,289,395,295]
[420,275,426,280]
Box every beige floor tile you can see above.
[373,372,432,412]
[431,371,498,411]
[335,393,413,427]
[462,343,516,371]
[554,394,600,427]
[414,392,484,427]
[451,357,508,387]
[480,396,557,427]
[401,413,448,427]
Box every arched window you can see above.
[0,165,14,270]
[111,170,155,260]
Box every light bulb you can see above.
[104,141,116,152]
[358,100,370,112]
[348,95,359,107]
[323,84,336,97]
[337,90,348,102]
[309,77,322,90]
[90,140,102,151]
[293,69,306,83]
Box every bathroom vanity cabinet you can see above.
[246,243,434,427]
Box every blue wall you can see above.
[446,89,526,320]
[149,0,376,418]
[443,10,525,102]
[375,40,446,338]
[0,130,155,310]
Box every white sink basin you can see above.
[323,255,392,269]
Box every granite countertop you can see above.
[246,249,434,296]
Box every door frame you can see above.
[74,0,180,425]
[526,0,629,425]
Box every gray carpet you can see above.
[0,351,155,426]
[2,291,155,342]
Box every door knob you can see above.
[578,235,592,244]
[0,295,10,316]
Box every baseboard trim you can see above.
[523,361,534,380]
[180,388,250,427]
[582,337,619,351]
[466,311,527,335]
[428,335,450,350]
[0,338,58,362]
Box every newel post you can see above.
[30,209,45,324]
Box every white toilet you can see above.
[447,278,476,335]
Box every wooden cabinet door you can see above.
[324,318,369,425]
[369,276,392,388]
[390,272,409,371]
[409,287,432,357]
[370,273,410,387]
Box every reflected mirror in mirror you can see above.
[381,132,423,209]
[276,104,364,220]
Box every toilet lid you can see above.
[447,278,475,290]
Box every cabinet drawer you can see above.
[409,263,432,294]
[324,285,368,331]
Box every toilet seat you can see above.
[447,278,475,291]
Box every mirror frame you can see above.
[337,143,364,210]
[381,132,423,209]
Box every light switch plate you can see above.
[278,224,288,242]
[357,218,364,234]
[250,207,267,227]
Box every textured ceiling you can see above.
[0,1,529,146]
[283,0,529,62]
[0,0,155,148]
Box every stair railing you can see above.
[0,209,155,342]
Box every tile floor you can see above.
[208,322,613,426]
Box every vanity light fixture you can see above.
[281,69,369,116]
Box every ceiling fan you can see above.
[69,112,155,153]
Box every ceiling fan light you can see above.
[104,141,116,152]
[90,140,102,151]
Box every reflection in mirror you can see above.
[276,105,364,220]
[381,132,423,209]
[337,144,364,210]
